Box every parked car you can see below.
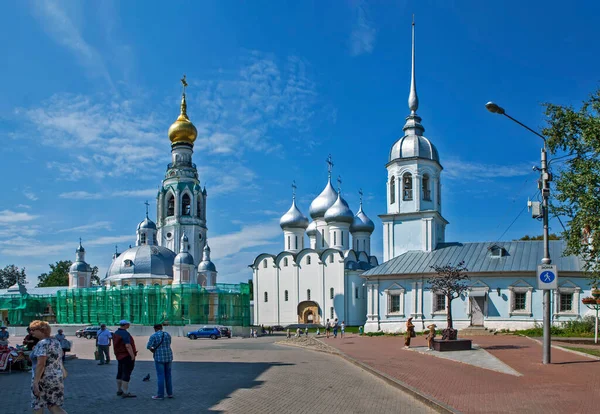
[272,325,285,332]
[218,326,232,338]
[187,327,221,340]
[75,326,101,339]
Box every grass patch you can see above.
[503,316,597,338]
[562,346,600,358]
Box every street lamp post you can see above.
[485,102,553,364]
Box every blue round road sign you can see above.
[540,271,555,284]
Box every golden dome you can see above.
[168,93,197,145]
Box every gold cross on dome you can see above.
[181,74,188,94]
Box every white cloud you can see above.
[350,1,376,56]
[209,221,281,261]
[16,204,32,209]
[0,234,132,258]
[0,210,38,224]
[443,159,533,181]
[31,0,113,87]
[23,190,38,201]
[59,191,103,200]
[85,235,133,246]
[59,189,158,200]
[57,221,113,233]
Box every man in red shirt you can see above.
[113,320,137,398]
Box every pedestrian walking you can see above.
[54,329,70,362]
[316,327,320,336]
[0,326,9,346]
[404,317,416,349]
[340,321,345,338]
[29,320,67,413]
[113,320,137,398]
[333,318,339,338]
[147,324,173,400]
[304,327,309,337]
[96,324,112,365]
[325,318,331,339]
[286,328,291,339]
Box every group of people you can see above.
[24,319,176,413]
[404,317,437,350]
[323,318,345,339]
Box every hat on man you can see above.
[119,320,131,326]
[0,326,6,329]
[100,323,106,328]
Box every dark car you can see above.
[272,325,285,332]
[186,327,221,340]
[75,326,101,339]
[218,326,232,338]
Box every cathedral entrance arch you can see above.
[297,301,320,325]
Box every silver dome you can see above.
[309,179,338,219]
[306,221,317,237]
[198,260,217,272]
[280,200,309,230]
[174,251,195,265]
[137,217,157,230]
[70,261,91,272]
[76,243,85,253]
[104,245,176,280]
[389,134,439,163]
[324,194,354,224]
[350,205,375,233]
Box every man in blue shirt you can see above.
[146,324,173,400]
[96,324,113,365]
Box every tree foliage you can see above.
[248,279,253,300]
[0,264,27,289]
[91,266,100,286]
[518,234,560,241]
[542,88,600,285]
[37,260,72,287]
[427,261,470,329]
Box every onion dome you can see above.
[174,233,194,265]
[350,205,375,233]
[280,200,309,230]
[306,221,317,237]
[309,179,338,219]
[137,217,157,230]
[76,241,85,253]
[324,193,354,224]
[198,244,217,272]
[168,90,197,146]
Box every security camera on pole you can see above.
[486,101,555,364]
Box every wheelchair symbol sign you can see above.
[537,264,558,289]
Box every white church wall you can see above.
[392,220,422,257]
[346,272,367,326]
[278,255,297,325]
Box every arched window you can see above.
[306,256,311,265]
[264,292,268,302]
[329,255,334,263]
[153,234,157,245]
[403,173,413,201]
[166,193,175,217]
[154,283,160,287]
[307,289,311,300]
[182,193,191,216]
[138,283,145,288]
[321,229,325,248]
[437,180,441,205]
[283,258,288,267]
[197,199,202,218]
[263,259,267,268]
[284,290,289,301]
[422,174,431,201]
[330,287,334,299]
[287,236,291,250]
[78,276,85,286]
[341,231,344,246]
[390,176,396,204]
[333,231,337,246]
[295,236,298,250]
[140,233,147,244]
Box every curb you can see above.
[524,335,600,361]
[311,338,459,414]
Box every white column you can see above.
[414,173,421,211]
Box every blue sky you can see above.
[1,0,599,286]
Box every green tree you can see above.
[427,261,470,337]
[248,279,253,300]
[91,266,101,286]
[517,234,561,241]
[0,264,27,289]
[542,88,600,285]
[37,260,72,287]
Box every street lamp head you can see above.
[485,101,505,115]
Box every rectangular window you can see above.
[514,292,526,311]
[287,236,290,249]
[307,289,311,300]
[284,290,288,301]
[321,229,325,247]
[389,295,401,313]
[329,255,334,263]
[435,294,446,312]
[295,236,298,250]
[355,287,359,299]
[341,231,344,246]
[333,231,337,246]
[264,292,268,303]
[306,256,311,265]
[330,307,334,319]
[263,259,267,268]
[330,288,334,299]
[560,293,573,312]
[181,269,189,282]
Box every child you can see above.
[304,327,309,337]
[340,321,346,338]
[286,328,291,339]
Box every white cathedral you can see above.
[67,81,218,289]
[252,21,592,332]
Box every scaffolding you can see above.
[1,283,250,326]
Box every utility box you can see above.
[528,200,543,219]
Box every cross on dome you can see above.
[144,200,150,218]
[291,180,297,200]
[359,188,364,206]
[181,74,188,95]
[337,175,342,193]
[326,154,334,178]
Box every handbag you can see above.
[410,330,416,338]
[94,348,100,360]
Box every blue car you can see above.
[186,327,221,340]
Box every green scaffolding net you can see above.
[1,283,250,327]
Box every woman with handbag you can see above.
[29,320,67,413]
[404,317,416,349]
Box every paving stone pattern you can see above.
[322,333,600,414]
[2,334,434,413]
